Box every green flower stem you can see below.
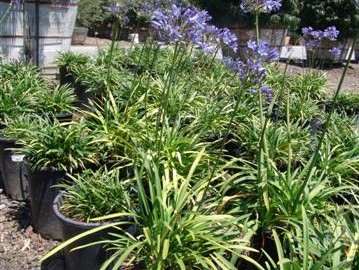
[143,45,160,137]
[285,69,292,182]
[204,45,221,71]
[256,62,290,217]
[291,36,358,213]
[255,12,260,44]
[103,21,122,123]
[156,43,180,154]
[257,90,270,211]
[196,86,246,210]
[123,42,157,119]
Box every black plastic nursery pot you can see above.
[73,82,96,110]
[0,124,4,189]
[26,165,66,240]
[53,193,113,270]
[240,230,279,269]
[59,66,76,88]
[0,138,29,201]
[59,67,93,109]
[52,112,73,123]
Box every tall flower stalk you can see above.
[238,1,282,211]
[291,36,358,211]
[150,3,239,153]
[239,0,282,42]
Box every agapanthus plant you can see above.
[224,39,279,86]
[106,0,135,25]
[151,3,238,53]
[106,0,182,28]
[302,26,340,50]
[302,26,343,60]
[240,0,282,13]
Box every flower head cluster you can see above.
[203,26,238,53]
[106,0,136,25]
[249,85,273,100]
[11,0,21,4]
[302,26,340,50]
[152,4,211,45]
[137,0,181,22]
[240,0,282,13]
[151,3,238,52]
[224,40,278,83]
[107,0,180,26]
[329,47,342,56]
[223,39,278,99]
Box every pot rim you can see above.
[0,137,16,144]
[53,193,105,229]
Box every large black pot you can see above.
[74,83,96,109]
[26,166,66,240]
[0,138,29,201]
[53,193,113,270]
[54,113,73,123]
[59,66,75,88]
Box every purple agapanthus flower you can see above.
[323,26,340,41]
[138,0,179,19]
[223,39,278,86]
[240,0,282,13]
[302,26,339,43]
[250,85,273,99]
[107,0,179,26]
[247,39,279,62]
[302,26,340,51]
[11,0,21,4]
[260,85,273,99]
[329,47,342,56]
[218,28,238,52]
[151,3,238,52]
[106,0,137,25]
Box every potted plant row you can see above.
[12,117,102,240]
[2,6,359,268]
[0,63,76,201]
[43,40,359,269]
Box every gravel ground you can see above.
[0,190,61,270]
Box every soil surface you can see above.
[1,38,359,270]
[0,190,62,270]
[81,36,132,49]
